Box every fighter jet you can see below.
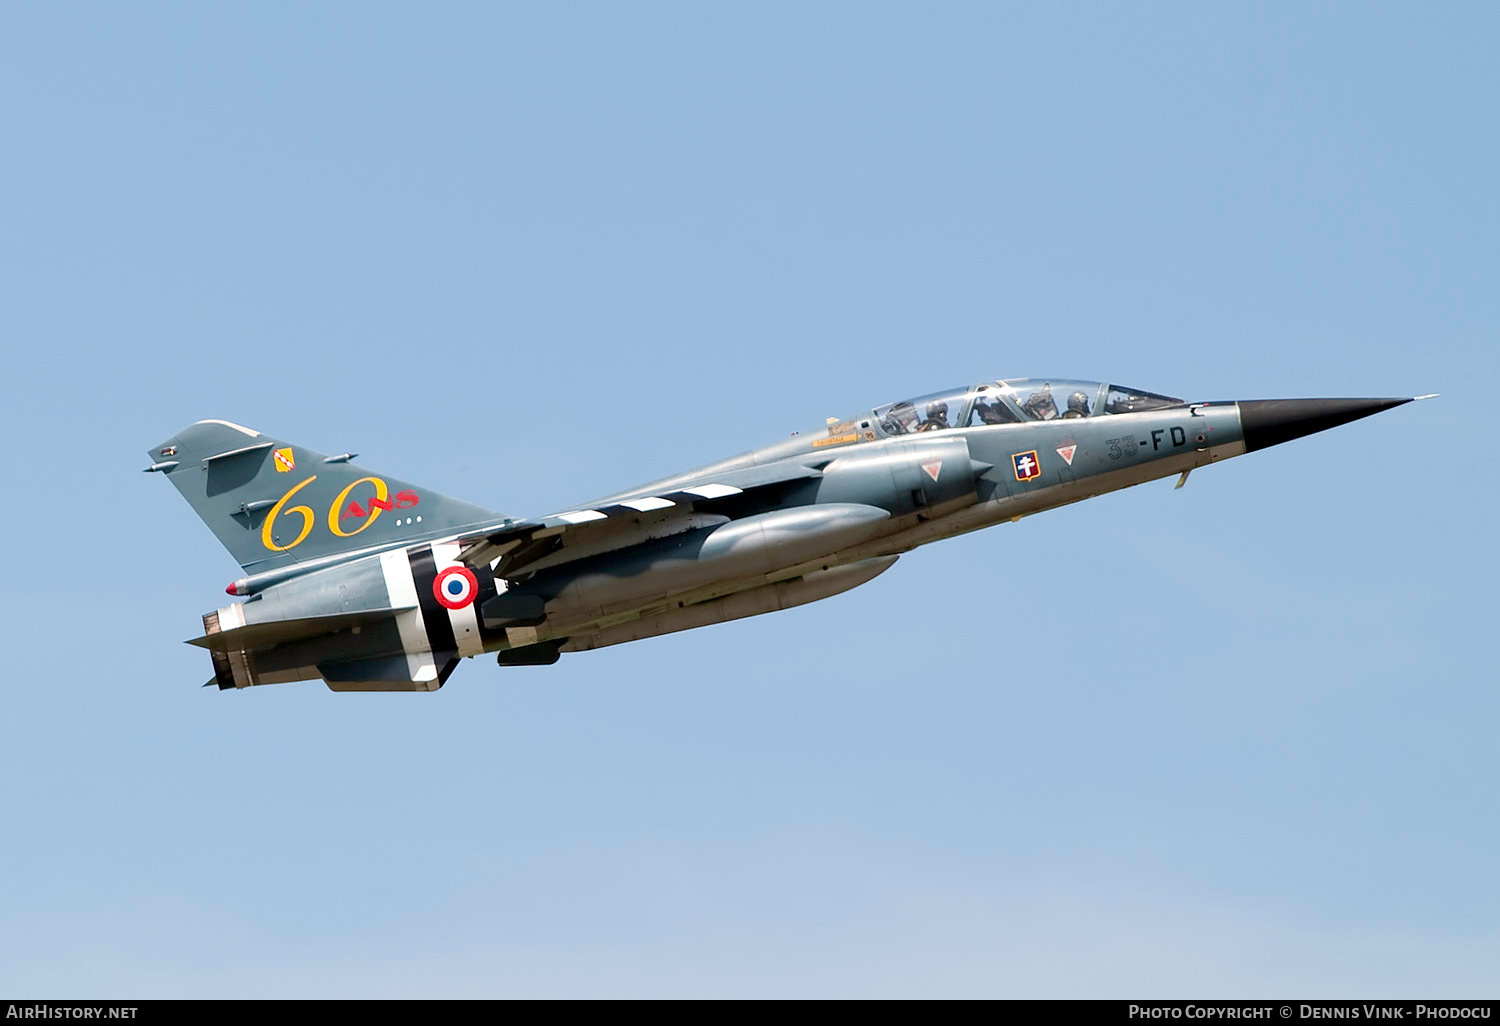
[146,379,1426,692]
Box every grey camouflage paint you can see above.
[148,388,1415,692]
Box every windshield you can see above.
[1103,384,1185,414]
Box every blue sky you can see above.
[1,2,1495,997]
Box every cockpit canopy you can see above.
[872,378,1183,436]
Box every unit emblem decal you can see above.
[273,447,296,473]
[434,566,479,610]
[1012,450,1042,481]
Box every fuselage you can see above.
[173,380,1413,690]
[522,394,1247,643]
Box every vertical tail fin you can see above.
[147,420,502,573]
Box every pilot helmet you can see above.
[1068,391,1091,414]
[926,401,948,420]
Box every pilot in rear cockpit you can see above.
[1021,383,1059,420]
[973,393,1017,425]
[918,401,950,431]
[881,400,919,435]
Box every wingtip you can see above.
[1413,393,1440,401]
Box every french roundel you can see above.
[433,566,479,610]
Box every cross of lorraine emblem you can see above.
[1012,450,1041,482]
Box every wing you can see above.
[456,461,825,579]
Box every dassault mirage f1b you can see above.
[147,379,1426,692]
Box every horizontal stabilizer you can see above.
[186,607,412,651]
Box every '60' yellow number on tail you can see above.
[261,475,421,552]
[329,477,388,538]
[261,475,319,552]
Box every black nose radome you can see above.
[1236,398,1413,453]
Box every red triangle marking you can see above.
[921,460,942,482]
[1056,444,1076,466]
